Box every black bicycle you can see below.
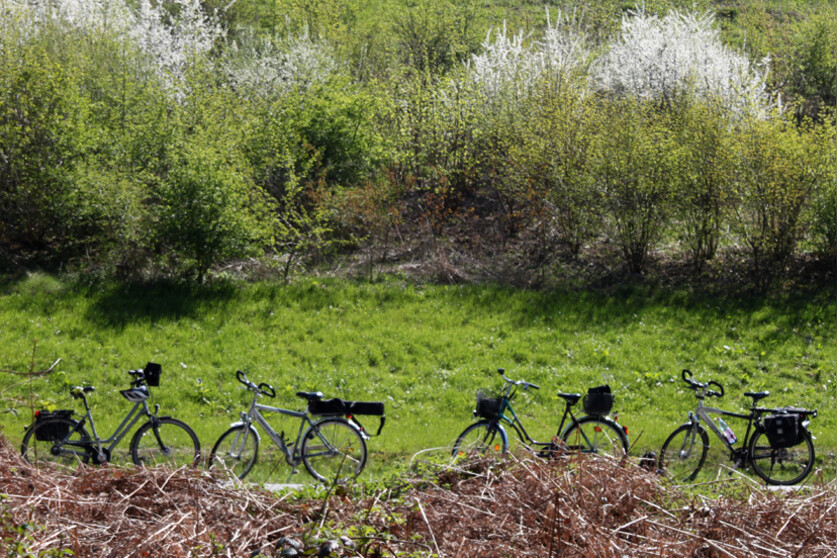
[452,369,629,460]
[658,370,817,485]
[21,363,200,469]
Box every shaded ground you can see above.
[0,435,834,557]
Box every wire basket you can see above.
[475,389,503,419]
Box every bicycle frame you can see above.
[57,393,157,461]
[495,397,574,450]
[688,399,755,455]
[230,391,339,469]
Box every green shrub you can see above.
[0,32,93,270]
[153,140,274,281]
[593,100,680,274]
[670,99,733,267]
[729,114,831,286]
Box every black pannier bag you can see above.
[309,398,387,436]
[143,362,162,387]
[763,413,805,448]
[308,398,349,416]
[475,388,503,419]
[34,409,74,441]
[583,385,614,416]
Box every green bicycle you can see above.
[452,369,629,460]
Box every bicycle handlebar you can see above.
[497,368,539,391]
[681,369,723,397]
[236,370,275,397]
[258,382,276,398]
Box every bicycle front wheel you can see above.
[301,419,367,484]
[21,417,91,468]
[451,421,509,460]
[658,423,709,482]
[560,416,628,459]
[749,429,815,486]
[130,417,201,469]
[208,425,259,481]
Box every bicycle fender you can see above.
[227,422,261,443]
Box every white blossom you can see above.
[1,0,225,94]
[223,30,337,100]
[466,11,590,101]
[594,10,778,118]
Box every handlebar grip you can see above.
[258,383,276,398]
[497,368,505,375]
[528,382,540,390]
[707,380,724,398]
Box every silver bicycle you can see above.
[658,369,817,485]
[209,370,384,484]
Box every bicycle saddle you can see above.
[70,386,95,400]
[558,393,582,405]
[744,391,770,402]
[295,391,324,401]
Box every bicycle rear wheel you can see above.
[658,423,709,482]
[560,416,628,459]
[302,419,367,484]
[130,417,200,469]
[451,421,509,460]
[749,429,815,486]
[21,417,91,468]
[208,425,259,481]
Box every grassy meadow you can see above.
[1,273,834,484]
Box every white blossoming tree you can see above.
[594,10,777,118]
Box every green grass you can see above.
[1,273,834,484]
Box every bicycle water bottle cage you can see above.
[120,385,150,402]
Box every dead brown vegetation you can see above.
[0,435,834,557]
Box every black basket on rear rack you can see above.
[34,410,74,441]
[475,389,503,419]
[143,362,161,387]
[583,385,613,416]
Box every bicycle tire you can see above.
[21,417,92,468]
[451,420,509,460]
[301,418,367,484]
[658,423,709,482]
[749,428,815,486]
[130,417,201,469]
[208,425,260,481]
[560,416,629,459]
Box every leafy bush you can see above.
[729,114,831,285]
[593,100,680,274]
[0,30,93,269]
[670,99,733,266]
[153,140,274,282]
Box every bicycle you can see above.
[21,363,200,469]
[451,369,629,461]
[657,369,818,486]
[208,370,385,484]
